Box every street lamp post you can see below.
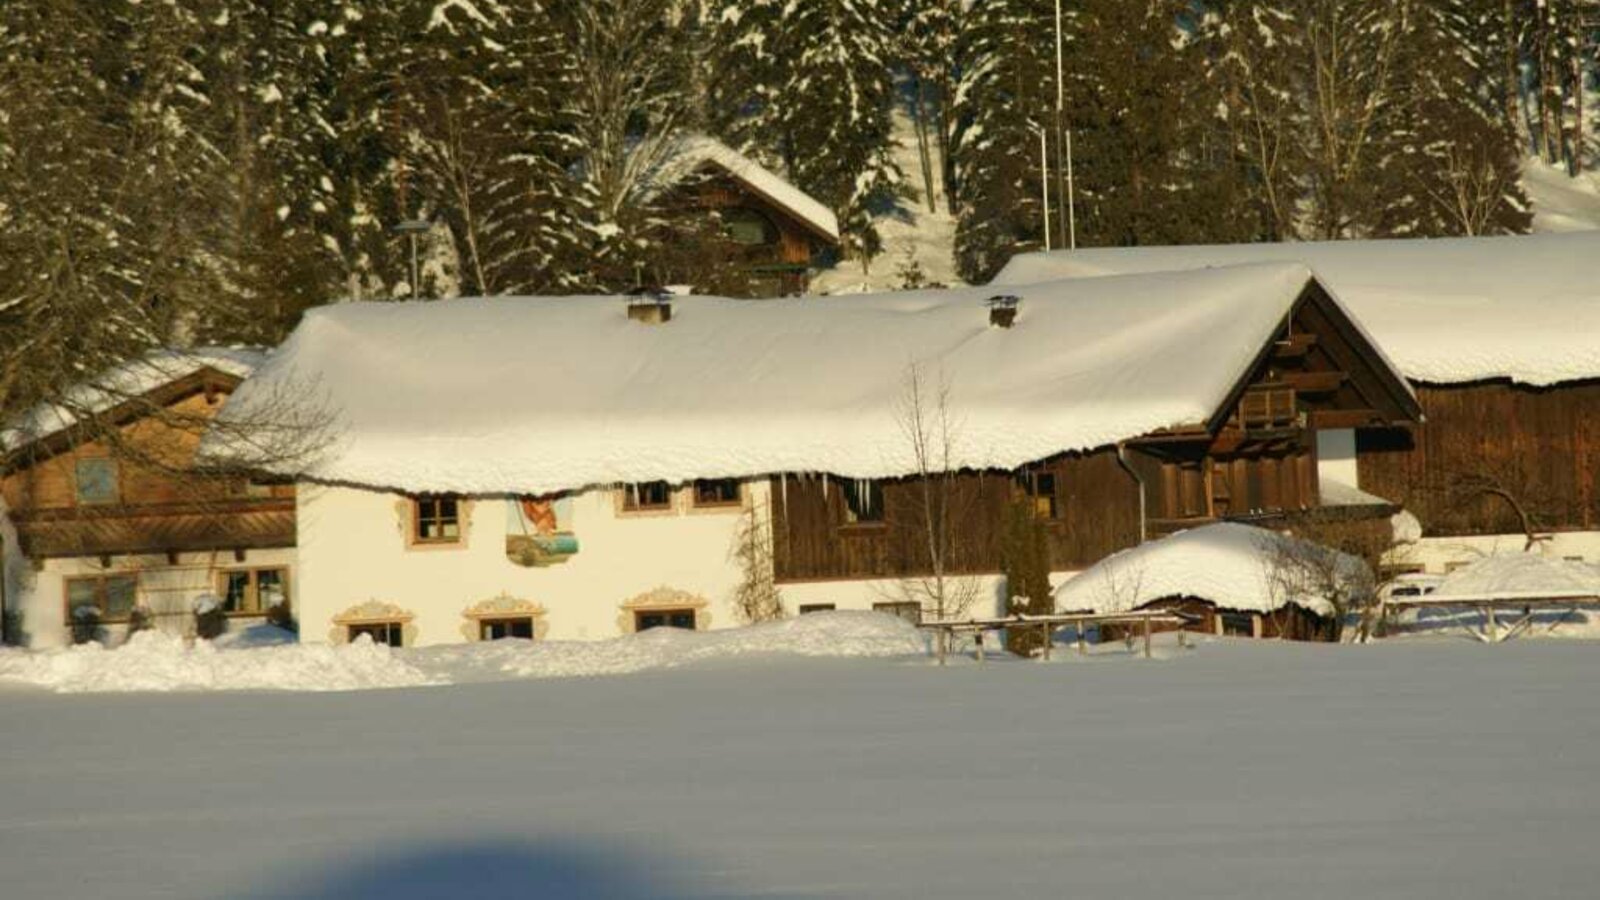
[394,219,431,301]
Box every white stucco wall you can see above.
[296,481,777,645]
[1,545,295,649]
[1316,428,1358,488]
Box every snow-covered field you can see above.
[3,623,1600,899]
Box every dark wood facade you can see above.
[772,282,1421,584]
[1,369,296,560]
[1357,379,1600,536]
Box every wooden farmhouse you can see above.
[0,352,295,647]
[2,232,1590,649]
[997,231,1600,582]
[646,135,841,297]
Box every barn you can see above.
[994,232,1600,577]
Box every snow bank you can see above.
[418,611,927,681]
[0,614,927,693]
[0,631,439,694]
[215,263,1317,495]
[993,232,1600,387]
[1432,553,1600,601]
[1054,522,1367,617]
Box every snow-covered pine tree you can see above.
[367,0,588,297]
[1061,0,1256,247]
[779,0,903,268]
[712,0,902,269]
[949,0,1054,283]
[1201,0,1311,240]
[557,0,693,289]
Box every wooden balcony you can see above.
[11,498,295,559]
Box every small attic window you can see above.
[722,207,777,246]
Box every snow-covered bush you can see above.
[71,605,102,645]
[192,594,226,640]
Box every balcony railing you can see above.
[11,497,295,558]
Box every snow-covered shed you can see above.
[213,263,1418,647]
[1053,522,1368,640]
[644,134,840,296]
[994,233,1600,573]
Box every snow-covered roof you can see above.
[1430,553,1600,602]
[216,263,1332,495]
[648,134,840,244]
[1053,522,1367,617]
[2,348,263,455]
[993,232,1600,387]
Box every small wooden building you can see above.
[648,135,841,296]
[994,232,1600,576]
[0,352,296,647]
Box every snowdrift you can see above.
[213,264,1319,494]
[0,612,927,694]
[1053,522,1367,617]
[1431,553,1600,601]
[993,232,1600,387]
[417,611,928,681]
[0,630,439,694]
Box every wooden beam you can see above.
[1282,370,1347,393]
[1308,408,1386,429]
[1270,334,1318,360]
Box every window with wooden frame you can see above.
[621,481,674,512]
[65,574,138,622]
[1237,384,1297,429]
[692,478,742,508]
[842,478,884,524]
[1016,469,1059,519]
[798,603,837,615]
[873,601,922,625]
[634,608,697,631]
[348,621,404,648]
[479,617,535,641]
[1217,611,1257,637]
[412,495,462,544]
[74,457,120,505]
[218,568,288,616]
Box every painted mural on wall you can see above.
[506,496,580,567]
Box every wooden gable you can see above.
[1127,277,1421,531]
[2,367,295,559]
